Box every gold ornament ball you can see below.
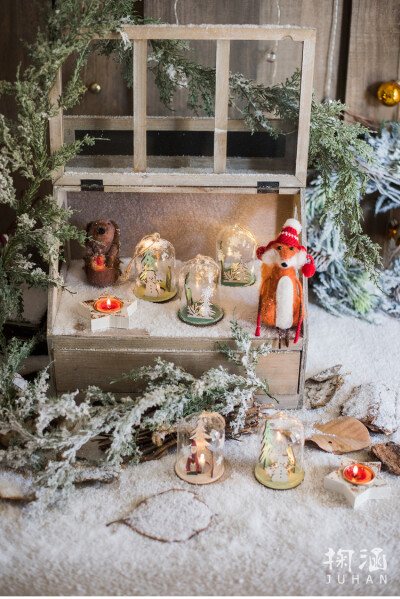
[88,82,101,95]
[377,81,400,106]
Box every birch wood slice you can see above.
[307,416,371,454]
[341,382,398,435]
[371,442,400,475]
[304,364,346,409]
[107,488,213,543]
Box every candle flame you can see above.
[106,298,111,308]
[199,453,205,465]
[353,465,358,475]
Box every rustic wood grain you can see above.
[66,190,296,260]
[145,0,345,102]
[133,39,147,172]
[345,0,400,123]
[214,40,230,173]
[53,346,301,396]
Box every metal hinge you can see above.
[80,179,104,192]
[257,181,279,194]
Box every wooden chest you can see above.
[48,24,315,408]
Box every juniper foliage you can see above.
[379,257,400,318]
[363,121,400,214]
[306,175,381,320]
[0,0,126,351]
[0,317,271,511]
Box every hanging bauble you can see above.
[387,220,398,239]
[265,50,277,63]
[377,81,400,106]
[387,221,398,239]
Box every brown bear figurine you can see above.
[84,219,121,287]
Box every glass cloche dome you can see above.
[216,223,257,287]
[255,411,305,489]
[177,254,223,326]
[131,232,177,302]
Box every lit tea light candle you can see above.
[93,297,123,313]
[325,460,390,508]
[199,453,206,471]
[343,463,375,485]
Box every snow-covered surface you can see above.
[52,258,285,338]
[1,303,400,595]
[120,489,213,543]
[0,471,34,500]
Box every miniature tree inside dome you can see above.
[217,224,257,287]
[131,233,177,302]
[175,411,225,485]
[255,411,305,489]
[178,254,223,326]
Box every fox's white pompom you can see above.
[283,218,302,233]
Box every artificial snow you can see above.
[0,471,34,500]
[114,489,213,543]
[1,302,400,595]
[52,258,288,339]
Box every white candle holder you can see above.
[324,458,391,509]
[78,293,137,332]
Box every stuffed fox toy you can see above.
[255,218,315,346]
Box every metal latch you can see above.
[80,179,104,192]
[257,181,279,194]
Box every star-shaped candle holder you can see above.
[324,458,390,509]
[78,293,137,332]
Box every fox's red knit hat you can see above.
[269,218,302,249]
[256,218,316,278]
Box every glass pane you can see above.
[63,41,133,172]
[146,39,216,172]
[226,38,302,175]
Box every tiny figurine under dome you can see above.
[178,254,223,326]
[217,223,257,286]
[122,233,177,302]
[255,411,305,489]
[175,411,225,485]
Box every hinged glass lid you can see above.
[53,25,315,188]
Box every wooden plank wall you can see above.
[345,0,400,123]
[2,0,399,122]
[145,0,347,104]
